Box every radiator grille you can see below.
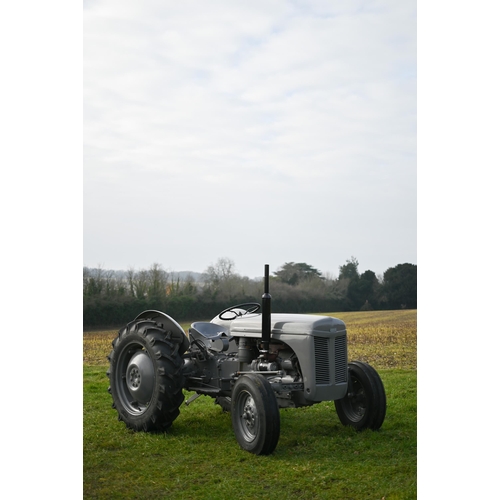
[314,337,330,385]
[334,335,347,383]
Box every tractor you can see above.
[107,265,386,455]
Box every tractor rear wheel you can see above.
[107,318,185,431]
[334,361,386,431]
[231,374,280,455]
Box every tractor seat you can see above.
[189,322,233,352]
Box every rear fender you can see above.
[134,310,190,354]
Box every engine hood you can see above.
[220,313,346,337]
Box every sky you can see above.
[83,0,416,280]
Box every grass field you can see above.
[84,310,416,499]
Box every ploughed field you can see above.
[84,309,417,370]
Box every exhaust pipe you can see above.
[261,264,271,358]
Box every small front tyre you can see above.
[334,361,386,431]
[231,374,280,455]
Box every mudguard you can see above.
[134,310,190,354]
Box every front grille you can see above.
[314,337,330,385]
[334,335,347,383]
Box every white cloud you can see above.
[84,0,416,278]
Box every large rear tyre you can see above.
[334,361,386,431]
[231,374,280,455]
[107,318,186,432]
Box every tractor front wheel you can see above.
[215,396,232,413]
[231,374,280,455]
[107,318,185,432]
[334,361,386,431]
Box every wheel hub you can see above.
[125,350,155,404]
[241,396,257,434]
[346,380,366,418]
[243,404,256,426]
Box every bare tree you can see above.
[134,270,149,299]
[147,263,168,299]
[126,268,136,297]
[204,257,235,286]
[83,266,104,297]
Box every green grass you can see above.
[84,368,416,499]
[84,310,417,499]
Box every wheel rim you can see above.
[344,376,367,422]
[235,390,259,442]
[115,343,155,415]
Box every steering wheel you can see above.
[218,302,261,321]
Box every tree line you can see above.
[83,257,417,328]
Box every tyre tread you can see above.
[335,361,386,431]
[107,317,185,432]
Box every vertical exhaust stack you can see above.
[261,264,271,358]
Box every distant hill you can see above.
[171,271,204,282]
[83,267,204,283]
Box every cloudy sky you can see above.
[83,0,416,279]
